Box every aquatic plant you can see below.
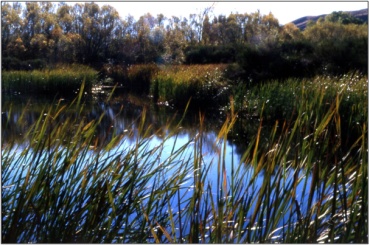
[2,75,367,242]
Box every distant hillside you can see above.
[290,8,368,30]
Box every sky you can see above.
[91,1,368,25]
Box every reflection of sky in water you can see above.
[106,126,319,237]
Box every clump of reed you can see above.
[232,73,367,145]
[2,76,367,242]
[126,64,159,94]
[150,64,229,109]
[233,72,367,122]
[1,86,193,243]
[238,88,366,242]
[2,64,97,96]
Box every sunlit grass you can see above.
[234,72,367,120]
[2,64,97,96]
[150,64,229,108]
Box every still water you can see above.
[2,92,253,162]
[2,91,252,190]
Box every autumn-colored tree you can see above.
[1,2,23,57]
[1,2,367,76]
[56,3,73,34]
[201,14,211,45]
[164,16,188,64]
[280,23,303,42]
[6,37,26,58]
[304,21,367,73]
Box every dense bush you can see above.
[236,45,287,82]
[304,22,368,75]
[184,45,238,64]
[2,57,47,71]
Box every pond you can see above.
[1,89,365,243]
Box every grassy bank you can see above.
[2,64,98,96]
[2,75,367,242]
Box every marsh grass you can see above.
[150,64,229,109]
[2,75,368,242]
[233,73,367,148]
[234,73,367,119]
[1,64,97,96]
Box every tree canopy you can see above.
[1,2,367,77]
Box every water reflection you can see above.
[2,93,258,156]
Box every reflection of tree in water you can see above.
[2,94,265,158]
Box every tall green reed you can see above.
[150,64,229,109]
[2,83,192,243]
[2,64,97,96]
[2,73,367,243]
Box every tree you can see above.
[201,14,211,45]
[157,13,166,28]
[56,33,83,63]
[57,3,73,34]
[1,2,23,57]
[188,4,215,43]
[225,13,240,45]
[280,23,303,42]
[100,5,120,60]
[6,37,26,59]
[39,2,57,38]
[164,16,187,64]
[260,12,280,47]
[22,2,42,58]
[134,13,155,63]
[304,21,368,73]
[325,11,364,25]
[181,16,197,44]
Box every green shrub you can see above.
[2,57,47,71]
[184,45,238,64]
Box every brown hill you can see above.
[290,8,368,30]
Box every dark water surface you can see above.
[2,91,257,156]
